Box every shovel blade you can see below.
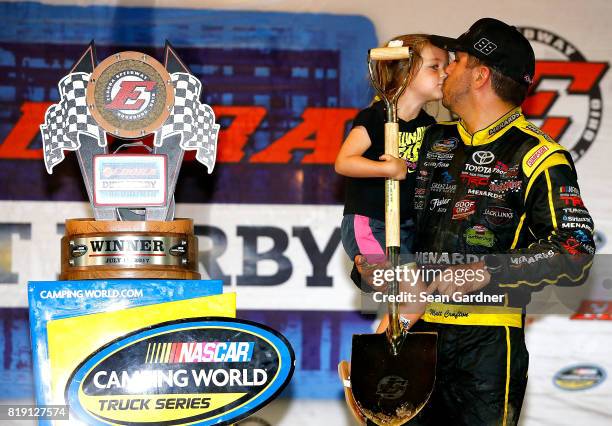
[338,360,366,424]
[351,332,437,425]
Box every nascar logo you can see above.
[145,341,255,363]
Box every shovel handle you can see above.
[384,123,400,248]
[384,118,402,350]
[369,47,411,61]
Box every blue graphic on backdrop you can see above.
[0,309,32,398]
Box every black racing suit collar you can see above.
[457,107,523,146]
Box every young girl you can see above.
[335,34,448,329]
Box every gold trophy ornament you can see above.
[40,42,219,280]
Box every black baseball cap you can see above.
[430,18,535,86]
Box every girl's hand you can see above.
[375,277,435,333]
[379,154,408,180]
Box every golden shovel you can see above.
[338,45,438,425]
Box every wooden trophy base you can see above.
[60,218,200,280]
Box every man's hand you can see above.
[354,254,391,291]
[433,261,491,297]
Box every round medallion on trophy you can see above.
[87,51,175,138]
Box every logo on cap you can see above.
[474,38,497,55]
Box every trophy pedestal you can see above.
[60,218,200,280]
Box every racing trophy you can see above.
[32,43,294,426]
[40,42,219,280]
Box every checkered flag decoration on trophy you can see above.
[159,72,220,173]
[39,72,104,174]
[40,53,219,176]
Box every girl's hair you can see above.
[374,34,433,97]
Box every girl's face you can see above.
[404,44,449,103]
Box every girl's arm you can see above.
[335,126,407,180]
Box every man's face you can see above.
[441,52,472,113]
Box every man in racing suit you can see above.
[357,18,595,425]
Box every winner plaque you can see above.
[40,42,219,279]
